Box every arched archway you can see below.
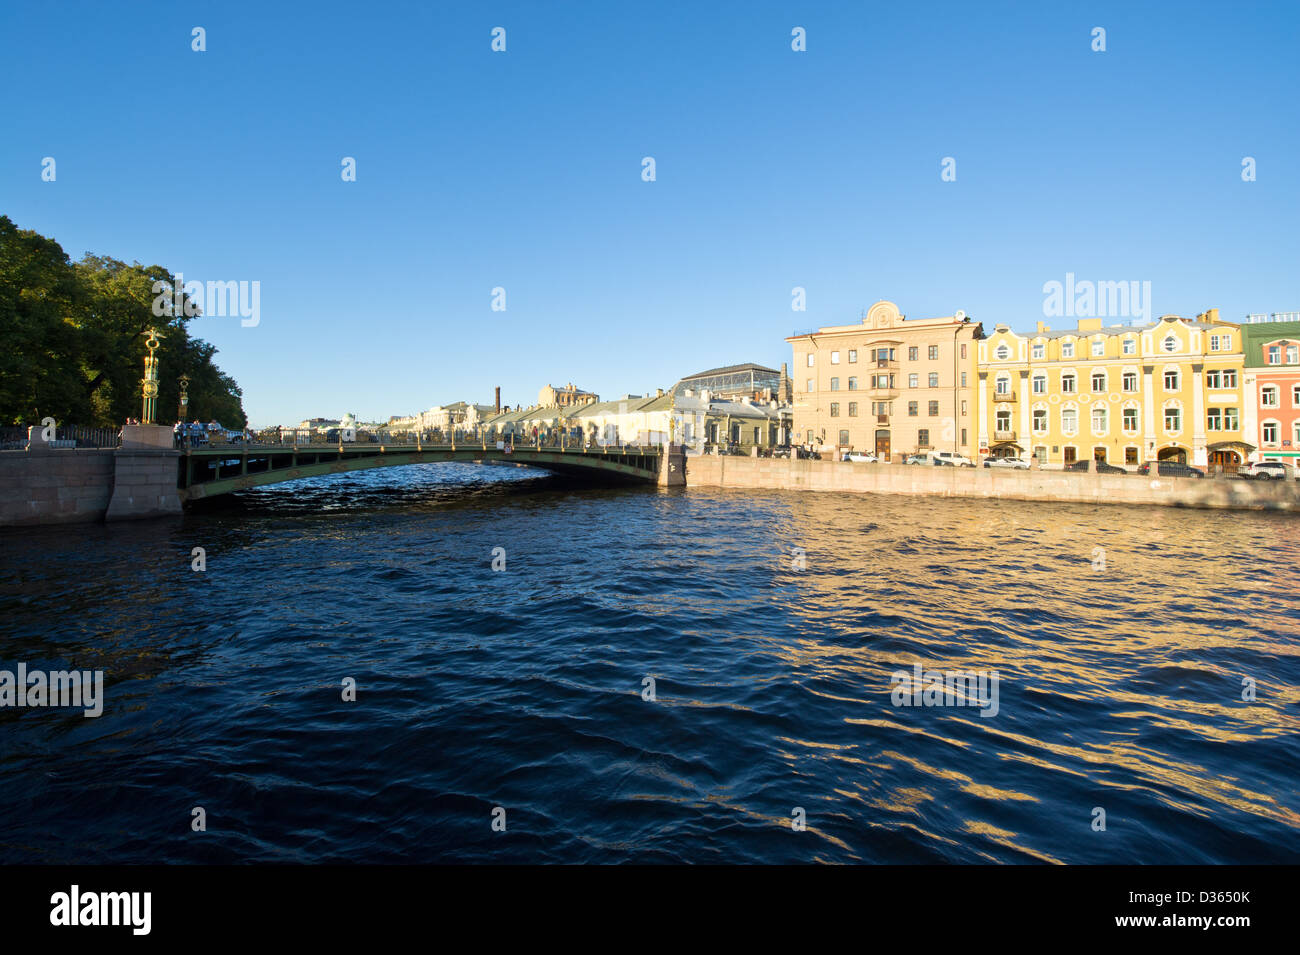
[1157,446,1187,464]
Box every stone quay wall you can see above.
[684,455,1300,512]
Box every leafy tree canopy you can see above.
[0,215,246,427]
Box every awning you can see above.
[1207,440,1257,453]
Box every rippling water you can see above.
[1,462,1297,864]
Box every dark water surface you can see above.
[1,463,1297,864]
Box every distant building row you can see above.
[788,300,1300,470]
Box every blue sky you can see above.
[3,1,1297,426]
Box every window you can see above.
[960,344,967,359]
[1164,407,1181,431]
[1163,336,1178,353]
[1091,339,1105,356]
[908,401,918,417]
[830,377,840,391]
[995,344,1010,360]
[1125,447,1139,465]
[1263,421,1279,444]
[872,401,891,416]
[847,376,858,390]
[1061,373,1076,394]
[995,377,1010,395]
[1032,409,1047,432]
[848,402,858,417]
[928,401,939,416]
[1091,371,1106,392]
[807,353,815,367]
[1092,406,1107,432]
[961,400,967,416]
[830,403,840,417]
[848,349,858,363]
[928,372,939,388]
[1163,369,1179,391]
[1219,334,1232,351]
[1262,386,1280,407]
[806,378,814,393]
[831,351,840,364]
[1061,408,1077,434]
[961,428,967,446]
[838,430,849,445]
[1289,345,1299,364]
[1031,344,1045,360]
[1123,337,1136,355]
[1207,408,1222,431]
[1061,341,1075,358]
[1293,384,1300,406]
[1210,334,1221,351]
[908,346,919,361]
[995,409,1012,430]
[1295,421,1300,446]
[1224,408,1239,430]
[1122,407,1138,431]
[1221,369,1237,388]
[1122,372,1137,392]
[1032,374,1047,394]
[1206,369,1221,388]
[918,429,930,446]
[928,345,939,360]
[908,373,919,388]
[1268,345,1281,364]
[960,372,967,387]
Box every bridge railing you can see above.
[191,428,667,453]
[0,425,122,450]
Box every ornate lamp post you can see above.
[140,329,163,424]
[177,374,190,425]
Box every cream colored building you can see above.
[786,300,982,460]
[538,382,598,408]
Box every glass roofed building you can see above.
[671,362,789,401]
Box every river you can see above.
[1,463,1296,863]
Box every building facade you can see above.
[1242,318,1300,467]
[538,383,598,408]
[786,300,982,460]
[976,310,1248,468]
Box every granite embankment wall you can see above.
[0,448,182,527]
[685,456,1300,511]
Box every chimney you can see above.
[494,386,501,414]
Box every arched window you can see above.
[1091,370,1106,392]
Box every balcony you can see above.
[992,390,1017,402]
[873,359,900,371]
[993,430,1017,442]
[876,414,890,425]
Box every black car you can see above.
[1136,461,1204,478]
[1066,459,1126,475]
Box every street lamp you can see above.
[177,373,190,425]
[140,328,163,424]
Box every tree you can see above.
[0,215,246,427]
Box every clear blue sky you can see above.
[3,1,1297,427]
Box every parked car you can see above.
[1136,461,1204,478]
[1241,460,1290,480]
[929,451,975,468]
[1066,459,1126,475]
[842,452,878,463]
[903,453,929,465]
[984,457,1029,470]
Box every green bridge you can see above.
[179,439,678,501]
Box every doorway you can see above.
[875,430,891,459]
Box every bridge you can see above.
[178,432,675,501]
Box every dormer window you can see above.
[1162,336,1178,353]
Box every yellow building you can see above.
[787,300,982,460]
[976,310,1248,469]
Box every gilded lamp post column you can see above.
[140,329,162,425]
